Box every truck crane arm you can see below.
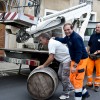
[0,1,92,43]
[26,2,91,40]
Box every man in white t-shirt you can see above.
[36,33,74,99]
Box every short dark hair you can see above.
[39,33,51,40]
[63,23,73,29]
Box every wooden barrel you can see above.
[27,67,58,100]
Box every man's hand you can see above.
[71,63,78,73]
[71,67,77,73]
[94,51,98,55]
[36,65,45,69]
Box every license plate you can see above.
[9,58,22,64]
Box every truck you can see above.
[0,0,95,73]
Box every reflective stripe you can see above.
[75,88,82,92]
[75,88,82,100]
[10,12,17,20]
[75,97,82,100]
[82,88,87,95]
[87,82,93,84]
[94,82,100,85]
[87,75,92,78]
[4,12,11,20]
[96,76,100,79]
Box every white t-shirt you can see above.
[48,38,71,63]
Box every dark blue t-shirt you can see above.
[88,33,100,54]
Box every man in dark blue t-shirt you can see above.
[55,23,90,100]
[86,23,100,92]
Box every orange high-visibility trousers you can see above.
[86,58,100,86]
[70,58,88,89]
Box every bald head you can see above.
[96,23,100,26]
[96,23,100,33]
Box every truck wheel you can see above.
[29,65,36,71]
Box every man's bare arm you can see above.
[36,54,54,69]
[43,54,54,67]
[86,46,90,54]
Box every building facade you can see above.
[40,0,100,21]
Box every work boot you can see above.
[82,92,90,100]
[84,84,93,89]
[94,86,100,92]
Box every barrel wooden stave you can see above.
[27,67,58,100]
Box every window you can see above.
[85,28,94,36]
[44,9,58,16]
[79,0,93,4]
[79,0,93,10]
[84,28,95,46]
[79,0,87,3]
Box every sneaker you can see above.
[82,93,90,100]
[94,86,100,92]
[59,94,69,99]
[68,88,74,93]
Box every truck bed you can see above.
[0,48,49,66]
[0,48,48,59]
[0,48,59,72]
[0,48,48,54]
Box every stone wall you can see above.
[93,0,100,21]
